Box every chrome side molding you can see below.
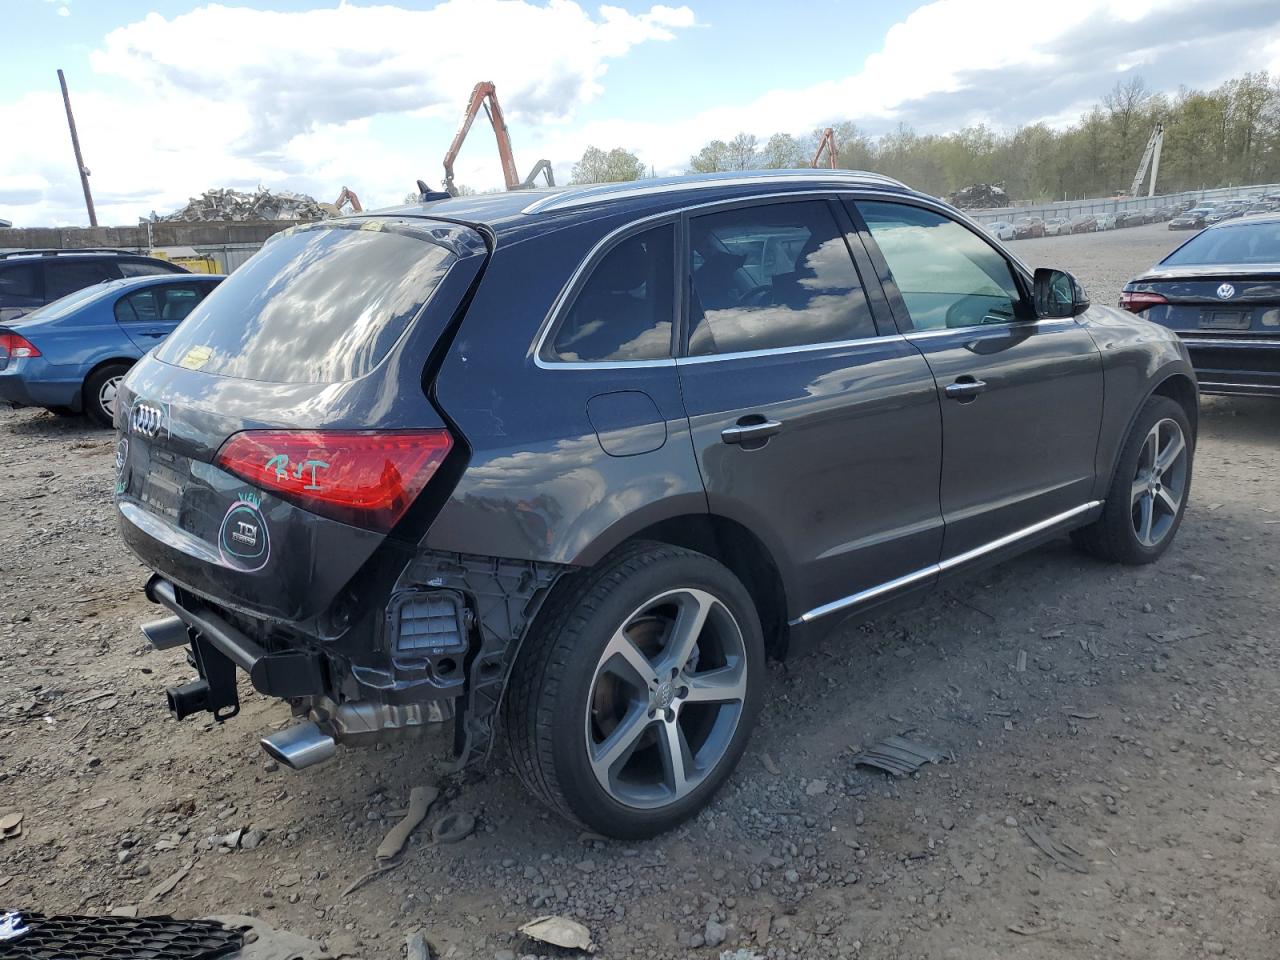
[790,501,1103,626]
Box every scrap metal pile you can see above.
[161,187,329,222]
[949,182,1010,209]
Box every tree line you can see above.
[570,71,1280,203]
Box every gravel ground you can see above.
[2,222,1278,960]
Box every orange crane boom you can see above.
[442,81,554,196]
[333,186,362,213]
[811,127,837,169]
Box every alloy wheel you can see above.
[1131,417,1188,547]
[584,588,747,809]
[98,375,122,417]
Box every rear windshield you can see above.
[1162,221,1280,266]
[156,219,464,383]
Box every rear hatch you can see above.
[114,216,488,624]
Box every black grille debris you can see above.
[0,912,242,960]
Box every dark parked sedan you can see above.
[1068,214,1097,234]
[1123,214,1280,396]
[1170,208,1212,230]
[115,170,1198,838]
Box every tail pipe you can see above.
[260,721,336,770]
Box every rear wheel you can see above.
[83,362,131,428]
[1073,395,1192,564]
[504,542,764,839]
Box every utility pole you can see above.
[57,68,97,227]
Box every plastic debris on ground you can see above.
[520,915,595,952]
[850,735,949,776]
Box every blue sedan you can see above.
[0,273,223,425]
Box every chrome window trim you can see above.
[531,190,889,370]
[676,334,906,366]
[901,317,1078,340]
[521,170,908,216]
[790,500,1103,626]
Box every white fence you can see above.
[967,183,1280,226]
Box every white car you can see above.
[1043,217,1069,236]
[1095,213,1117,230]
[984,221,1016,241]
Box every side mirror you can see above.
[1034,267,1090,318]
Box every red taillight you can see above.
[1119,290,1169,313]
[0,332,41,358]
[215,430,453,532]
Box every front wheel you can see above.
[1073,395,1193,564]
[504,542,764,839]
[83,362,131,428]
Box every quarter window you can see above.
[548,224,675,362]
[0,263,39,299]
[858,201,1027,331]
[687,200,875,356]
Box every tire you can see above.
[83,362,131,428]
[503,541,765,839]
[1073,395,1193,564]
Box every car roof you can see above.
[367,169,918,238]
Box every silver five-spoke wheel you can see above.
[1131,417,1187,548]
[585,587,747,809]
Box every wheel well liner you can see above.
[1150,372,1198,434]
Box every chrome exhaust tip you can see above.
[260,721,336,770]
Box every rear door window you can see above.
[686,200,875,356]
[156,220,469,383]
[44,259,120,300]
[115,283,209,324]
[546,223,675,362]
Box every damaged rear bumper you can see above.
[141,574,456,767]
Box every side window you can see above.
[120,260,180,278]
[114,289,160,323]
[548,223,674,362]
[858,201,1026,331]
[687,200,875,356]
[44,260,119,301]
[0,264,40,300]
[157,285,201,322]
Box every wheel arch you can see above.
[1102,367,1199,493]
[610,513,792,659]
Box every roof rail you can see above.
[0,247,137,260]
[521,169,909,215]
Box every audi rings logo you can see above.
[131,402,167,438]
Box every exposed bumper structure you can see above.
[141,574,456,769]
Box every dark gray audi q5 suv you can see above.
[115,170,1198,838]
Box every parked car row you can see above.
[982,197,1280,241]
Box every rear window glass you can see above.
[1162,221,1280,266]
[120,260,183,277]
[156,220,463,383]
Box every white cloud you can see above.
[525,0,1280,178]
[3,0,1277,227]
[3,0,693,225]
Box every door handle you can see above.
[944,377,987,402]
[721,418,782,445]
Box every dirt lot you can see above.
[2,222,1278,960]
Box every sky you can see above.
[4,0,1280,226]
